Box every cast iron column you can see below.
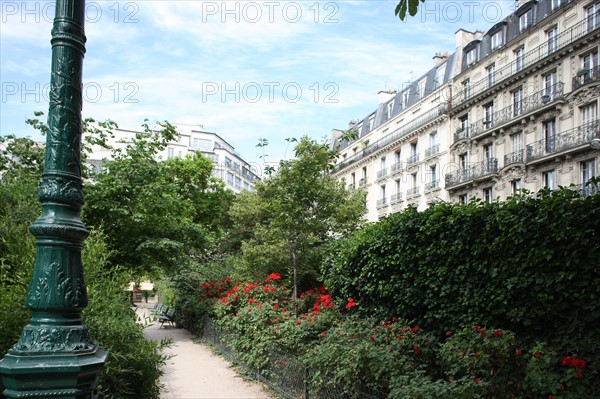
[0,1,107,397]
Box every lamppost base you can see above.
[0,349,107,399]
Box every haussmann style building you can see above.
[331,0,599,222]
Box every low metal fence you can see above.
[200,320,384,399]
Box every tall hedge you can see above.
[323,187,600,356]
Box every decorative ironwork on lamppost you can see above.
[0,1,107,397]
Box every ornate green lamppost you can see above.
[0,1,106,397]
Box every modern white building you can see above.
[85,123,260,193]
[332,0,599,222]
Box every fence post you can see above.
[304,366,310,399]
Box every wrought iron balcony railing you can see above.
[376,198,387,208]
[425,144,440,158]
[504,149,524,166]
[573,65,600,90]
[390,161,403,174]
[468,83,564,139]
[347,183,355,190]
[377,168,388,179]
[572,182,600,197]
[406,187,420,197]
[390,193,402,203]
[425,180,439,191]
[333,104,446,173]
[452,17,598,108]
[454,127,470,143]
[445,159,499,188]
[406,153,420,166]
[358,178,367,187]
[526,120,600,162]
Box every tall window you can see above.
[514,47,525,72]
[483,187,493,203]
[519,9,533,33]
[586,1,600,32]
[544,70,557,98]
[395,179,401,196]
[581,159,597,186]
[483,143,493,165]
[435,65,445,88]
[513,87,523,117]
[380,157,386,170]
[458,194,468,204]
[430,165,438,186]
[387,101,394,119]
[361,166,367,182]
[368,115,375,131]
[462,79,471,100]
[429,131,438,155]
[582,50,599,73]
[394,149,401,165]
[167,147,174,158]
[544,118,556,153]
[491,30,503,50]
[511,179,522,195]
[459,153,468,171]
[543,170,556,190]
[459,115,469,134]
[486,63,496,88]
[410,141,418,160]
[484,102,494,128]
[466,48,476,65]
[380,185,386,202]
[512,132,523,152]
[350,172,356,187]
[581,102,598,125]
[419,78,427,98]
[546,26,558,54]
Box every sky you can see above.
[1,0,518,175]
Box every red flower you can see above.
[370,336,375,342]
[576,370,584,379]
[473,378,481,384]
[345,298,357,309]
[410,327,419,334]
[265,272,281,282]
[474,352,479,358]
[493,330,503,337]
[534,351,540,359]
[321,331,326,337]
[413,345,421,355]
[445,330,452,337]
[516,349,523,357]
[473,325,481,331]
[480,329,486,335]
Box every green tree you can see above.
[229,136,366,298]
[83,121,231,274]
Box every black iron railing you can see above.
[526,120,600,162]
[425,144,440,157]
[504,149,524,166]
[445,159,499,188]
[334,105,446,173]
[468,83,564,139]
[390,193,402,203]
[573,65,600,90]
[452,17,599,108]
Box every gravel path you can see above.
[139,304,273,399]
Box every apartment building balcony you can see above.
[454,127,470,143]
[445,159,499,189]
[425,180,440,192]
[333,105,446,173]
[390,161,403,174]
[425,144,440,158]
[573,65,600,91]
[390,193,403,204]
[347,183,355,190]
[450,17,598,111]
[406,154,420,167]
[358,178,367,187]
[526,120,600,163]
[376,198,388,208]
[504,149,524,166]
[376,168,388,180]
[406,187,420,198]
[469,83,564,139]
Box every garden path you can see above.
[139,301,273,399]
